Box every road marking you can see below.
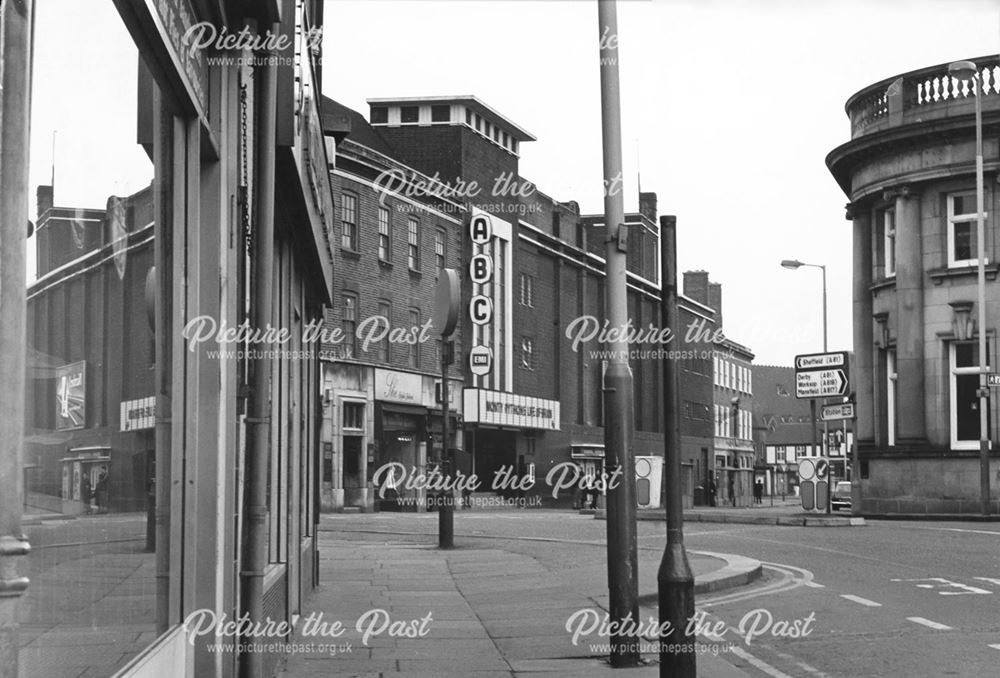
[989,644,1000,650]
[729,645,797,678]
[973,577,1000,587]
[891,577,991,595]
[840,594,882,607]
[804,581,825,588]
[903,526,1000,537]
[767,647,833,677]
[906,617,952,631]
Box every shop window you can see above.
[408,218,420,270]
[341,192,358,251]
[950,340,991,449]
[883,208,896,277]
[947,192,983,268]
[378,206,391,262]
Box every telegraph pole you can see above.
[0,1,35,675]
[433,270,459,549]
[597,0,639,667]
[658,216,696,676]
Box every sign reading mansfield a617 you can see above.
[795,351,849,399]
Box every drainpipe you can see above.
[240,42,277,678]
[0,1,35,676]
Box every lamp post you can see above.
[949,60,991,516]
[782,259,831,512]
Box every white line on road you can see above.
[989,644,1000,650]
[840,594,882,607]
[906,617,952,631]
[729,646,797,678]
[804,581,825,588]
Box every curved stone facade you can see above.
[828,55,1000,515]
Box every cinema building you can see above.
[319,95,743,510]
[827,55,1000,514]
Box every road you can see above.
[322,511,1000,678]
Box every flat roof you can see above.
[366,95,536,142]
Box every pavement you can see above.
[597,498,866,527]
[278,513,763,677]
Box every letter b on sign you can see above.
[470,254,492,284]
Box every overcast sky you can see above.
[29,0,1000,365]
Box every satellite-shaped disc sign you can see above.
[431,269,460,338]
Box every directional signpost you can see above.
[795,351,850,514]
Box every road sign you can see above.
[815,458,830,481]
[469,345,493,376]
[795,351,848,371]
[821,402,855,421]
[989,373,1000,386]
[795,369,848,399]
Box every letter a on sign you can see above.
[470,214,492,244]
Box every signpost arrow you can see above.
[795,369,848,399]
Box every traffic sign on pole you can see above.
[795,351,848,370]
[988,373,1000,387]
[820,402,855,421]
[795,369,848,399]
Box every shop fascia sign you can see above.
[374,369,422,404]
[114,0,212,139]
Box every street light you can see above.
[782,258,831,512]
[948,59,991,516]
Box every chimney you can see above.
[638,192,657,223]
[708,282,723,329]
[37,184,53,220]
[683,270,709,305]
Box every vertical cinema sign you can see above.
[468,214,494,378]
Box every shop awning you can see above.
[379,403,427,417]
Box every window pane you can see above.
[401,106,419,123]
[952,193,977,217]
[954,221,976,261]
[431,105,450,122]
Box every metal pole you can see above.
[658,216,696,677]
[975,75,991,516]
[597,0,638,667]
[0,1,34,675]
[439,342,453,548]
[240,39,277,678]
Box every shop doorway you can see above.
[471,428,517,493]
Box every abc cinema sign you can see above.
[468,213,493,376]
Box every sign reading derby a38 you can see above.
[795,351,849,399]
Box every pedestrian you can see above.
[708,477,716,507]
[728,477,735,507]
[754,479,763,505]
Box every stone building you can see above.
[827,54,1000,514]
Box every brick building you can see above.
[25,185,155,514]
[320,94,744,510]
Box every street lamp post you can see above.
[948,60,991,516]
[781,259,830,513]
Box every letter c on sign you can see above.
[470,295,493,325]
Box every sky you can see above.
[27,0,1000,365]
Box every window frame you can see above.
[341,192,358,252]
[947,191,986,268]
[883,207,896,277]
[434,227,446,272]
[408,308,420,368]
[407,218,420,271]
[378,206,392,263]
[887,348,897,446]
[519,272,534,307]
[342,292,358,357]
[520,336,534,370]
[949,340,991,450]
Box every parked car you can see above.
[831,481,852,511]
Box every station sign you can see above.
[820,402,855,421]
